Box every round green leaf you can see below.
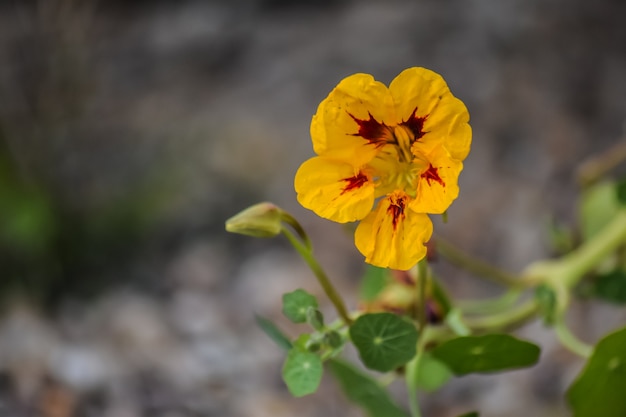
[431,334,540,375]
[282,289,318,323]
[282,349,323,397]
[349,312,418,372]
[567,326,626,417]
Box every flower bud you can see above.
[225,202,283,238]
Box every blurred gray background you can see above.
[0,0,625,416]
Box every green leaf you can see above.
[349,312,418,372]
[360,265,390,301]
[580,181,621,241]
[282,289,319,323]
[411,353,453,392]
[254,314,292,350]
[616,179,626,205]
[431,334,540,375]
[282,349,323,397]
[457,413,479,417]
[328,359,409,417]
[567,327,626,417]
[592,269,626,304]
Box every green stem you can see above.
[458,289,522,315]
[435,237,525,289]
[416,260,428,331]
[554,317,592,358]
[464,299,538,332]
[524,209,626,290]
[281,226,352,325]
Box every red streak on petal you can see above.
[348,111,388,145]
[341,172,369,195]
[387,194,407,231]
[401,108,427,141]
[421,164,445,187]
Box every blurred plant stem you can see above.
[435,237,525,288]
[577,139,626,187]
[554,316,592,358]
[523,209,626,292]
[281,226,352,325]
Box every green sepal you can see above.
[306,307,325,331]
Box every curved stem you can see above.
[524,209,626,291]
[458,289,523,315]
[464,299,538,332]
[281,226,352,325]
[435,237,525,289]
[554,317,592,358]
[416,260,429,331]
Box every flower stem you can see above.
[416,260,429,331]
[281,226,352,325]
[435,237,524,288]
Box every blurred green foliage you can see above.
[0,127,167,307]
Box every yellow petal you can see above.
[295,157,375,223]
[354,191,433,270]
[311,73,396,166]
[410,145,463,214]
[389,67,471,161]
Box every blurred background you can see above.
[0,0,625,416]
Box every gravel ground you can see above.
[0,0,625,416]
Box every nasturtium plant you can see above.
[349,312,418,372]
[227,67,626,417]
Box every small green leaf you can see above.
[432,334,540,375]
[254,314,292,350]
[411,353,453,392]
[535,284,558,325]
[282,289,319,323]
[306,307,325,330]
[282,349,323,397]
[592,269,626,304]
[328,359,409,417]
[567,326,626,417]
[349,312,418,372]
[457,412,479,417]
[360,265,391,301]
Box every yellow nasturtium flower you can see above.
[295,67,471,270]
